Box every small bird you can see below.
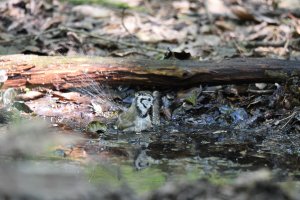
[116,91,154,132]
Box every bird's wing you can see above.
[116,106,137,130]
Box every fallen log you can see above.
[0,54,299,89]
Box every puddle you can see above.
[48,125,300,193]
[1,109,300,195]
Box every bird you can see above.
[116,91,154,132]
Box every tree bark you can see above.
[1,54,299,89]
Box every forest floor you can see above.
[1,0,300,199]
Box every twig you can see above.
[121,8,134,38]
[279,111,297,129]
[247,89,274,94]
[243,40,285,48]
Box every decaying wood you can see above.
[1,54,300,89]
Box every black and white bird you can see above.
[116,91,154,132]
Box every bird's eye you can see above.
[148,98,151,101]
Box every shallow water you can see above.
[1,116,300,196]
[62,124,300,193]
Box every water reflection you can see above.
[1,119,300,196]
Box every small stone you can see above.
[0,69,8,83]
[255,83,267,90]
[86,120,107,133]
[2,88,17,106]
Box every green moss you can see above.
[206,172,232,185]
[121,165,166,193]
[86,164,122,187]
[86,163,166,194]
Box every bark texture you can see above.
[1,54,299,89]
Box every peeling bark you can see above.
[1,54,299,89]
